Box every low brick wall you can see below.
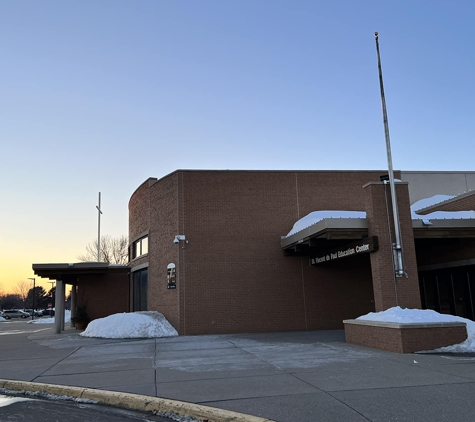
[344,319,467,353]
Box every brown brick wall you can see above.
[77,270,129,321]
[129,170,414,335]
[148,173,181,331]
[129,174,181,331]
[296,171,401,217]
[129,179,152,240]
[364,182,421,311]
[344,321,467,353]
[178,171,384,334]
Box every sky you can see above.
[1,0,474,293]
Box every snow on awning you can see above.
[285,211,367,238]
[281,211,368,250]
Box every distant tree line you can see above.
[0,234,127,311]
[0,283,56,310]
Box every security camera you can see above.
[173,235,186,244]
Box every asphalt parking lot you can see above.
[2,319,475,421]
[0,393,178,422]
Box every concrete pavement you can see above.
[1,320,475,421]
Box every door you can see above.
[133,268,148,311]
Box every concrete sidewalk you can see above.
[1,321,475,421]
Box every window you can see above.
[132,236,148,259]
[133,268,148,311]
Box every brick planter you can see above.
[344,319,467,354]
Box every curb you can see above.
[0,379,274,422]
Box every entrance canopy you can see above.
[32,262,129,333]
[282,218,368,254]
[282,217,475,255]
[33,262,128,282]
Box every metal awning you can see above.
[412,219,475,238]
[32,262,128,284]
[281,218,368,251]
[282,217,475,252]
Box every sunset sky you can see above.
[1,0,474,293]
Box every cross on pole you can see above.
[96,192,103,262]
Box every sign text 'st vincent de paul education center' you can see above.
[310,237,379,266]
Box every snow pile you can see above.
[0,317,6,322]
[411,195,475,221]
[357,306,475,352]
[0,389,97,404]
[286,211,366,237]
[80,311,178,339]
[27,310,71,325]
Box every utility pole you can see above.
[374,32,405,281]
[28,278,35,319]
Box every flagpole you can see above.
[374,32,405,279]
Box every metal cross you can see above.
[96,192,103,262]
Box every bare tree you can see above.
[14,280,30,308]
[77,235,129,265]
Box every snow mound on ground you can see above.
[80,311,178,339]
[0,317,6,322]
[27,310,71,324]
[357,306,475,352]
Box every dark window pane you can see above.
[452,271,472,319]
[421,273,438,311]
[437,273,454,315]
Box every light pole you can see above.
[28,278,36,320]
[47,281,56,316]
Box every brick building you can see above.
[128,170,475,335]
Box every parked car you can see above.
[1,310,29,319]
[23,309,43,317]
[41,309,55,317]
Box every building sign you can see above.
[310,236,379,266]
[167,263,176,289]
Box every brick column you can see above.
[364,182,421,311]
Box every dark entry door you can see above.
[133,268,148,311]
[419,266,475,320]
